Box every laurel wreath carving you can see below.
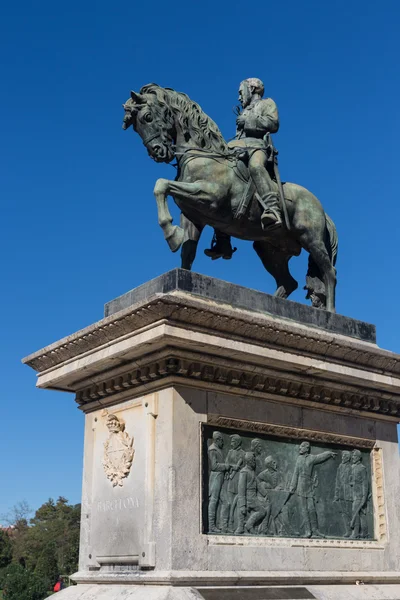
[103,438,135,487]
[102,414,135,487]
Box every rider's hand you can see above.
[236,115,245,129]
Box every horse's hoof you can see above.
[166,226,184,253]
[274,286,288,299]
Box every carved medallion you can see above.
[103,414,135,487]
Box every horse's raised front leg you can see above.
[253,241,298,299]
[180,213,204,270]
[154,178,184,252]
[154,178,225,252]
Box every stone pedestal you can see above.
[23,270,400,599]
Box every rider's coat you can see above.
[237,98,279,148]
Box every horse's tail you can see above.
[305,213,338,308]
[325,214,338,266]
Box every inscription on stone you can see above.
[96,497,140,512]
[203,426,374,540]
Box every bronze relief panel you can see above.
[203,426,374,540]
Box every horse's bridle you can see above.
[142,131,162,147]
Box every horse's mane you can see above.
[140,83,228,153]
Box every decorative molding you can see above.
[76,357,178,405]
[208,534,384,550]
[73,568,400,586]
[206,415,376,449]
[372,447,387,542]
[23,294,400,377]
[75,354,400,419]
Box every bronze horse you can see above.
[122,84,338,311]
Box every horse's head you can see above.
[122,89,175,163]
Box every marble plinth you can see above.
[23,272,400,599]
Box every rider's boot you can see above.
[204,230,237,260]
[260,192,282,230]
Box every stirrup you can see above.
[204,233,221,260]
[222,246,237,260]
[261,210,282,231]
[204,242,237,260]
[204,247,220,259]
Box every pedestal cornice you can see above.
[22,279,400,420]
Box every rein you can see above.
[142,132,162,146]
[175,146,235,166]
[175,147,232,158]
[174,147,241,178]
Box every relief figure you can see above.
[251,438,266,474]
[350,449,369,539]
[225,434,245,533]
[235,452,270,535]
[208,431,229,533]
[204,428,374,540]
[258,456,292,536]
[334,450,353,537]
[289,441,336,538]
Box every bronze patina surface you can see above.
[203,426,373,540]
[122,79,338,312]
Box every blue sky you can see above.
[1,0,400,516]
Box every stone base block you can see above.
[52,585,203,599]
[308,585,400,599]
[49,584,400,600]
[23,272,400,600]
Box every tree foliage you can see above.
[7,496,80,574]
[0,530,12,569]
[1,500,32,528]
[35,543,59,588]
[3,563,48,600]
[1,496,80,595]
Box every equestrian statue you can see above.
[122,78,338,312]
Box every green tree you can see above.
[3,563,47,600]
[35,543,59,588]
[4,497,80,576]
[0,530,12,568]
[2,501,32,568]
[1,500,32,528]
[29,497,80,574]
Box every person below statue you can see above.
[205,77,281,261]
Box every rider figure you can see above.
[205,77,281,260]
